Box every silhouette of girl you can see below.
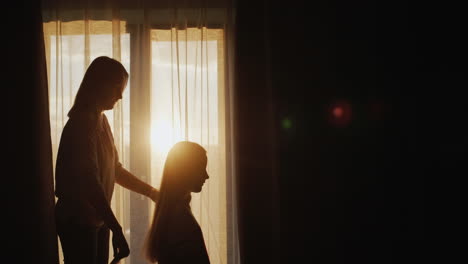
[145,141,210,264]
[54,56,159,264]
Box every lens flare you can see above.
[328,99,352,127]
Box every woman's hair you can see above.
[68,56,128,117]
[145,141,207,263]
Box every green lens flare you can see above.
[281,118,292,130]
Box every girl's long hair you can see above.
[68,56,128,117]
[145,141,207,263]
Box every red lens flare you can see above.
[332,106,344,118]
[328,100,352,127]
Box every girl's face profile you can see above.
[188,154,209,193]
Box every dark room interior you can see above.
[5,0,466,263]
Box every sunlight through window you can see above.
[150,28,228,263]
[44,20,229,264]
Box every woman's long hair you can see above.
[145,141,207,263]
[68,56,128,117]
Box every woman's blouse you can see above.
[55,112,121,227]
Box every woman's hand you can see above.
[148,187,160,203]
[112,228,130,261]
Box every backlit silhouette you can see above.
[145,141,211,264]
[54,56,159,264]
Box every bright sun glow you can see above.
[150,118,182,156]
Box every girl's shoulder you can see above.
[167,204,199,235]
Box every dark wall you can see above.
[236,0,466,263]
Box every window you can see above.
[44,20,229,264]
[150,28,227,262]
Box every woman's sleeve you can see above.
[68,119,122,231]
[64,120,100,195]
[101,114,123,171]
[114,145,123,170]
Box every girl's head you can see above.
[161,141,209,195]
[68,56,128,117]
[145,141,209,263]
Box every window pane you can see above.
[44,20,131,264]
[150,28,227,263]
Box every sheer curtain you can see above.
[42,1,237,264]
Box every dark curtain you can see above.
[233,0,281,263]
[5,1,58,263]
[234,0,465,263]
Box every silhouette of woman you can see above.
[54,56,159,264]
[145,141,210,264]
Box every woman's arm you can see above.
[76,170,130,260]
[70,117,130,259]
[115,166,159,202]
[81,171,122,230]
[67,117,124,232]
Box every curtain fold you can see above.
[35,10,59,264]
[6,1,58,263]
[42,1,237,263]
[232,0,280,263]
